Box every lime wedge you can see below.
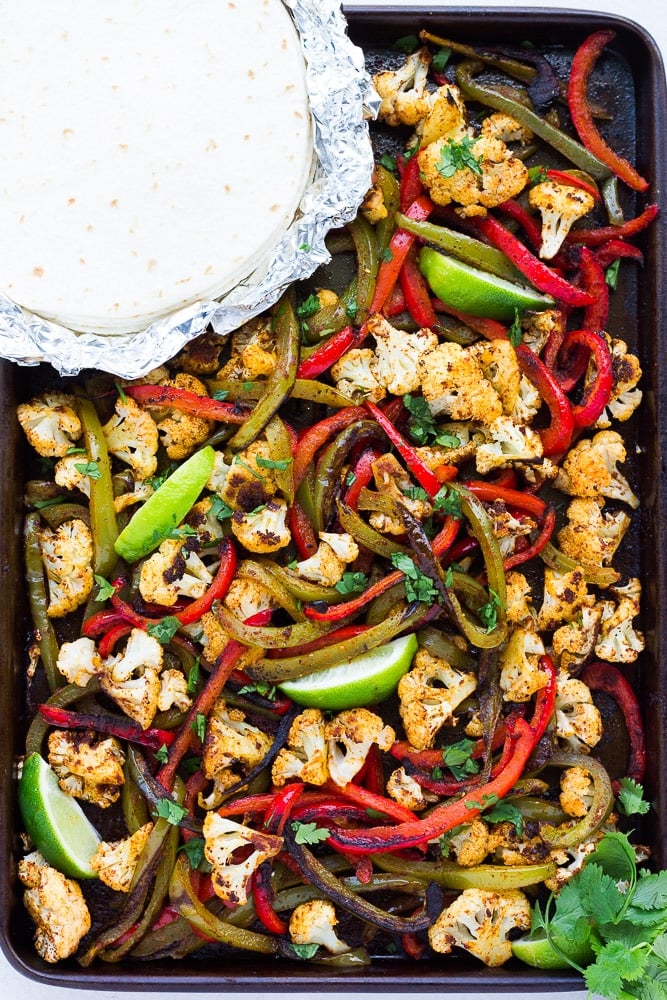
[419,245,554,321]
[114,445,215,563]
[278,633,418,710]
[18,753,101,879]
[512,929,593,970]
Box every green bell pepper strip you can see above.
[312,420,385,534]
[255,559,346,606]
[374,163,401,258]
[373,852,557,891]
[420,29,538,84]
[448,482,507,614]
[213,604,332,649]
[395,214,526,284]
[539,750,614,848]
[417,624,476,671]
[299,279,358,345]
[264,415,295,503]
[76,394,119,579]
[540,540,619,587]
[235,559,307,621]
[227,295,300,451]
[24,511,63,693]
[336,499,409,559]
[247,602,429,684]
[348,214,380,325]
[24,677,102,756]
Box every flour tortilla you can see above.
[0,0,313,334]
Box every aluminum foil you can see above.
[0,0,378,379]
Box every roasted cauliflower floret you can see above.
[100,628,164,729]
[498,625,548,703]
[17,392,82,458]
[418,134,528,218]
[157,668,192,712]
[504,571,534,625]
[289,900,349,956]
[554,430,639,509]
[38,518,94,618]
[557,497,631,570]
[368,313,438,396]
[398,649,477,750]
[536,567,590,632]
[198,611,231,663]
[428,888,531,966]
[445,820,492,867]
[469,338,522,415]
[272,708,329,787]
[480,112,534,146]
[184,497,226,547]
[220,438,280,511]
[555,674,603,753]
[89,822,154,891]
[386,766,435,812]
[224,576,277,622]
[594,578,645,663]
[521,308,564,357]
[360,182,388,225]
[325,708,395,786]
[559,766,595,818]
[203,698,273,778]
[171,330,227,375]
[475,416,543,475]
[138,538,213,607]
[293,532,359,587]
[592,336,643,427]
[218,317,277,382]
[230,499,291,554]
[103,395,159,481]
[56,636,103,687]
[155,374,214,460]
[18,852,91,963]
[418,341,503,421]
[331,347,386,403]
[203,812,282,907]
[528,179,595,259]
[373,47,433,128]
[53,453,91,498]
[47,730,125,807]
[368,452,433,535]
[552,605,603,673]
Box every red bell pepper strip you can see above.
[251,863,289,936]
[497,198,543,252]
[580,660,646,785]
[399,153,424,213]
[529,654,558,743]
[568,31,649,193]
[474,214,595,307]
[567,203,659,246]
[463,481,547,519]
[124,384,250,423]
[594,239,644,269]
[174,537,237,627]
[369,194,434,315]
[383,284,408,317]
[344,447,382,510]
[328,780,420,825]
[558,329,614,428]
[288,499,318,559]
[296,325,357,381]
[263,782,305,836]
[399,244,438,329]
[502,505,556,571]
[433,463,459,483]
[38,704,175,750]
[267,624,367,659]
[293,407,366,490]
[156,640,247,791]
[364,400,442,497]
[515,344,575,455]
[579,246,610,333]
[98,623,134,658]
[545,169,602,202]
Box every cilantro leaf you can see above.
[335,571,369,596]
[606,258,621,290]
[431,47,451,73]
[179,837,206,868]
[74,460,101,480]
[291,821,330,845]
[390,552,440,605]
[212,388,229,401]
[147,616,181,645]
[508,308,523,347]
[287,942,320,960]
[403,394,459,449]
[297,293,321,319]
[155,743,169,764]
[436,136,482,178]
[441,738,480,781]
[478,588,503,632]
[433,484,463,519]
[209,496,233,521]
[154,798,188,826]
[618,777,651,817]
[528,164,549,184]
[256,456,292,471]
[187,658,201,694]
[378,153,397,174]
[94,574,115,601]
[631,872,667,913]
[191,712,206,742]
[483,801,524,835]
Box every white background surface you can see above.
[3,1,664,998]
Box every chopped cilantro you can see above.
[242,381,256,392]
[508,308,523,347]
[291,821,330,845]
[381,247,393,262]
[297,293,321,319]
[74,460,101,480]
[345,470,357,487]
[442,738,480,781]
[187,658,201,695]
[94,574,115,602]
[433,484,463,519]
[390,552,440,605]
[154,798,188,826]
[527,164,549,185]
[605,258,621,291]
[478,588,503,633]
[179,837,206,868]
[298,242,311,252]
[335,571,369,596]
[147,616,181,644]
[346,300,359,321]
[402,485,430,503]
[155,743,169,764]
[212,388,229,401]
[436,136,482,178]
[288,943,320,960]
[209,496,233,521]
[378,153,398,173]
[256,456,292,470]
[484,800,524,834]
[403,394,460,448]
[191,712,206,742]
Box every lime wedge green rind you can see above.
[18,752,101,879]
[511,930,593,970]
[278,633,418,711]
[114,445,216,563]
[419,245,554,321]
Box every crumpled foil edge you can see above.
[0,0,379,380]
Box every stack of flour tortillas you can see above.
[0,0,313,335]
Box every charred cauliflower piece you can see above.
[89,822,154,891]
[552,606,603,673]
[38,518,94,618]
[367,313,438,396]
[475,416,543,475]
[528,179,595,259]
[219,438,280,511]
[554,430,639,509]
[230,499,291,554]
[331,347,386,403]
[100,628,164,730]
[498,625,548,703]
[536,567,591,632]
[17,392,82,458]
[155,374,214,460]
[56,636,103,688]
[559,766,595,818]
[203,813,282,907]
[418,341,503,421]
[373,47,434,128]
[289,900,350,955]
[428,888,531,966]
[446,820,492,868]
[557,497,630,571]
[594,578,645,663]
[324,708,395,786]
[47,730,125,807]
[138,538,213,607]
[386,766,436,812]
[272,708,329,787]
[18,852,91,963]
[103,395,159,481]
[592,336,642,428]
[293,532,359,587]
[369,452,433,536]
[398,648,477,750]
[203,698,273,779]
[555,674,603,753]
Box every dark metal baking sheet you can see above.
[1,5,666,991]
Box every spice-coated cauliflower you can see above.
[504,571,534,625]
[536,567,591,632]
[217,315,277,382]
[418,134,528,218]
[202,812,282,907]
[99,628,164,729]
[555,674,603,753]
[230,499,291,554]
[594,578,645,663]
[469,338,522,416]
[528,179,595,259]
[367,452,433,535]
[552,606,603,673]
[557,497,630,571]
[293,532,359,587]
[480,112,534,147]
[324,708,395,786]
[223,575,277,623]
[184,497,226,547]
[219,439,280,511]
[138,538,213,607]
[331,348,386,403]
[47,730,125,807]
[498,625,548,703]
[17,392,82,458]
[18,852,91,963]
[103,395,159,481]
[155,374,214,460]
[488,504,537,561]
[398,648,477,750]
[272,708,329,787]
[554,430,639,509]
[445,820,492,868]
[592,336,643,428]
[368,313,438,396]
[157,669,192,713]
[428,888,531,966]
[53,453,91,498]
[89,822,154,891]
[289,900,350,955]
[373,47,435,128]
[475,416,543,475]
[202,698,273,778]
[418,341,503,421]
[56,636,103,688]
[38,518,94,618]
[385,766,435,812]
[559,766,595,818]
